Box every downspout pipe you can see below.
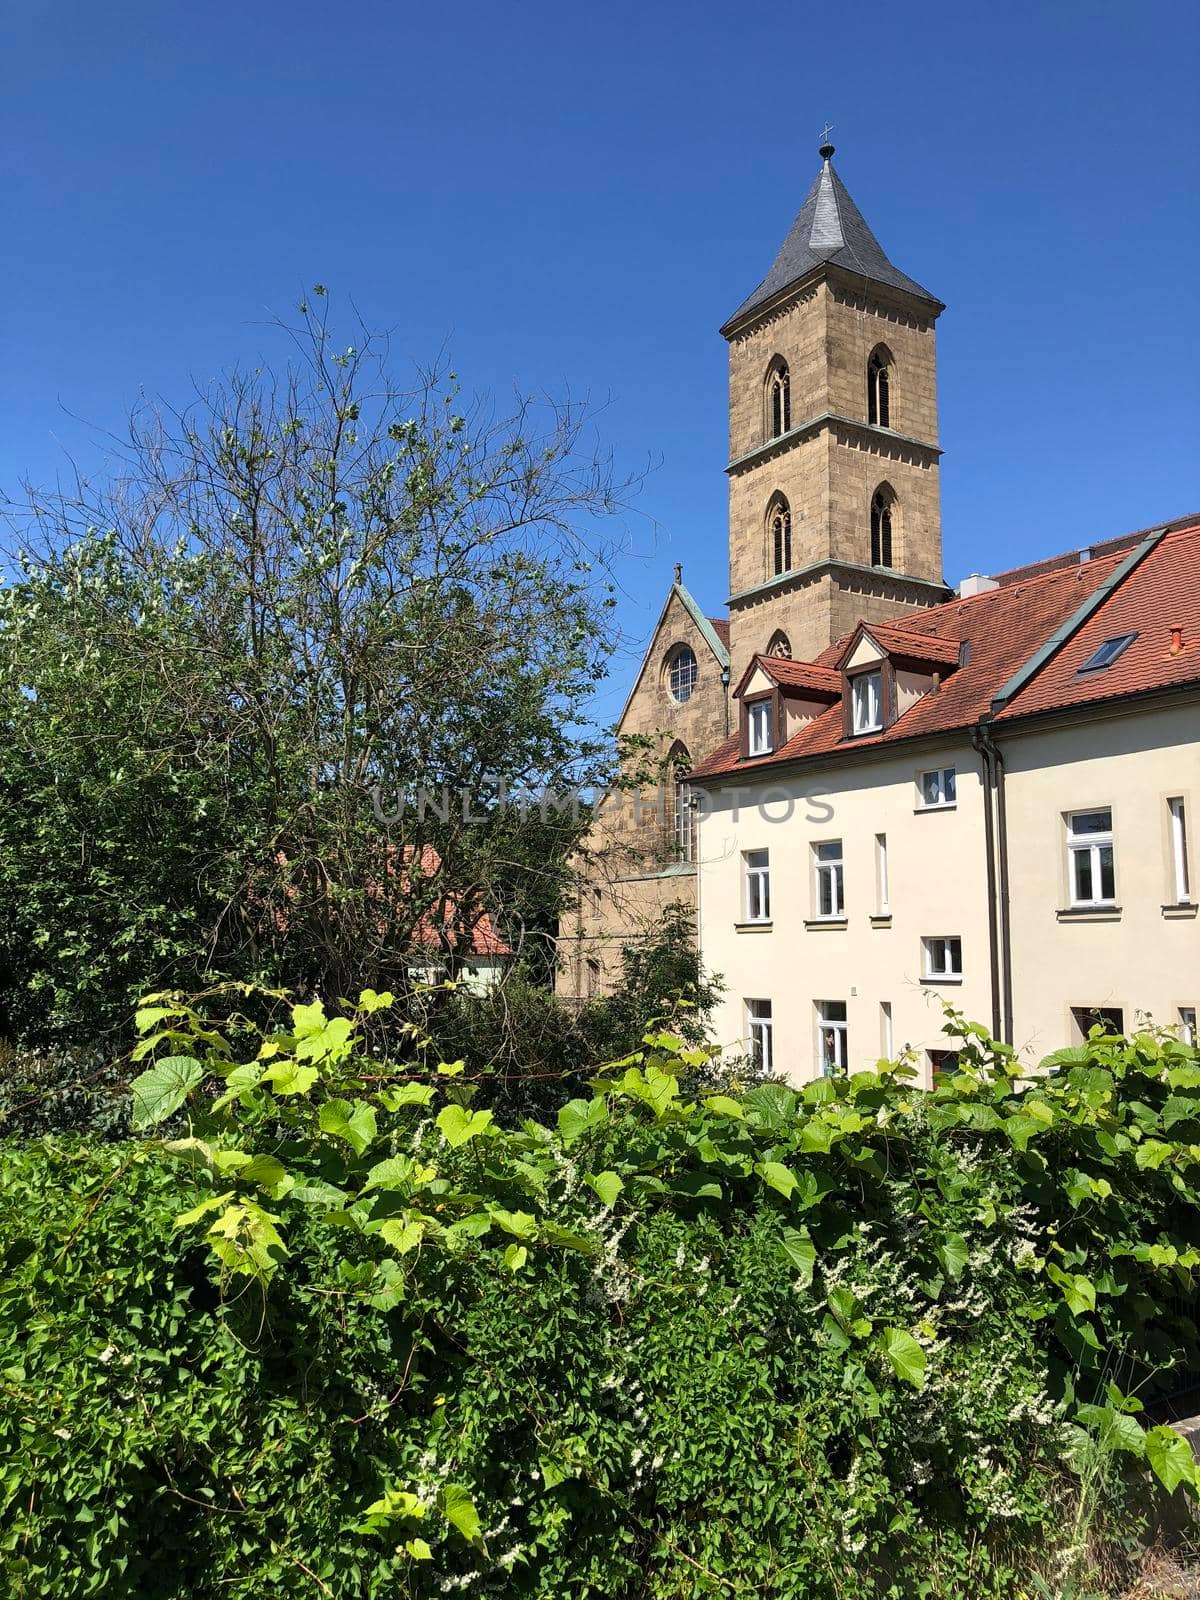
[974,719,1014,1046]
[971,724,1003,1042]
[993,732,1014,1047]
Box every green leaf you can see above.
[173,1191,233,1229]
[756,1160,797,1199]
[556,1100,604,1152]
[440,1484,483,1547]
[377,1218,425,1255]
[130,1055,204,1128]
[586,1170,623,1207]
[934,1232,969,1282]
[779,1225,816,1287]
[364,1488,426,1520]
[405,1537,433,1560]
[437,1104,494,1148]
[1145,1425,1197,1494]
[1077,1403,1145,1455]
[239,1154,291,1197]
[503,1244,528,1272]
[703,1094,744,1119]
[378,1082,435,1110]
[261,1058,318,1096]
[358,988,395,1013]
[881,1328,927,1390]
[1047,1263,1097,1316]
[319,1098,378,1156]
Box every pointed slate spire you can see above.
[722,143,942,332]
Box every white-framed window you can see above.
[918,767,957,809]
[875,832,889,914]
[880,1001,893,1059]
[1067,809,1115,906]
[851,670,883,735]
[812,840,845,919]
[748,699,773,756]
[747,999,773,1072]
[922,935,963,981]
[1179,1006,1197,1047]
[744,848,771,923]
[1169,798,1191,903]
[817,1000,848,1076]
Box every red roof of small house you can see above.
[708,617,731,650]
[689,519,1200,782]
[394,845,513,959]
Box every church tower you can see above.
[722,141,949,682]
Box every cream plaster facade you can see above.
[696,735,991,1086]
[1000,700,1199,1059]
[695,694,1200,1085]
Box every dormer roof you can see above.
[836,619,962,674]
[734,652,842,700]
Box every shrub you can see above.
[2,998,1198,1597]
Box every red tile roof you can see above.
[708,617,731,650]
[998,523,1200,720]
[690,524,1200,781]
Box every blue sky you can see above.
[4,0,1197,726]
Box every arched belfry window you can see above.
[766,630,792,659]
[870,485,895,569]
[867,346,893,429]
[669,742,694,862]
[766,359,791,439]
[768,495,792,576]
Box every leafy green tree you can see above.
[0,295,632,1041]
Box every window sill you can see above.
[914,803,957,814]
[804,917,848,931]
[920,975,963,986]
[1162,901,1198,920]
[869,913,893,927]
[1056,905,1122,922]
[734,920,774,933]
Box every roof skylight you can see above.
[1078,633,1137,673]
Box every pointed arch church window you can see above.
[670,743,694,862]
[769,497,792,576]
[870,487,894,568]
[766,630,792,659]
[867,348,892,429]
[767,362,791,438]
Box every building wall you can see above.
[695,695,1200,1082]
[1001,702,1199,1058]
[725,274,946,686]
[696,736,992,1085]
[556,588,729,1003]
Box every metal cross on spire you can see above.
[819,122,835,147]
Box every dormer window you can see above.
[748,700,773,755]
[851,670,883,735]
